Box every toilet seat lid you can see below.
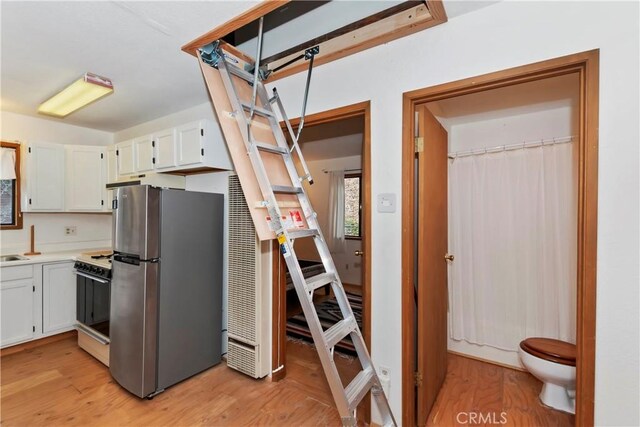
[520,338,576,366]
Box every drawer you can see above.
[1,265,34,281]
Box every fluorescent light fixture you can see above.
[38,72,113,117]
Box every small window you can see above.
[1,142,22,230]
[344,173,362,239]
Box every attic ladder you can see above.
[198,21,396,427]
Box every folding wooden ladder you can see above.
[197,35,396,427]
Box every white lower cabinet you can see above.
[1,261,76,348]
[0,265,35,347]
[42,262,76,335]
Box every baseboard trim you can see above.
[1,330,77,357]
[447,349,526,372]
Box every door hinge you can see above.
[33,326,36,332]
[201,148,204,156]
[414,137,424,153]
[101,200,104,206]
[32,285,35,292]
[414,371,423,387]
[28,147,32,153]
[100,153,104,159]
[200,129,204,136]
[152,140,155,148]
[116,149,119,156]
[152,157,156,164]
[29,198,32,205]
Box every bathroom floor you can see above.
[427,353,575,426]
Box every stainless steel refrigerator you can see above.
[110,185,223,398]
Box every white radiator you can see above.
[227,174,272,378]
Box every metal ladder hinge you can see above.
[414,137,424,153]
[414,371,423,388]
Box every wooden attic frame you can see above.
[182,0,447,82]
[183,0,447,241]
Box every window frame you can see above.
[1,141,22,230]
[344,172,362,240]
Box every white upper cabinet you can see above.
[113,118,232,177]
[153,128,177,170]
[22,142,65,212]
[116,140,136,176]
[176,121,204,166]
[133,135,154,173]
[65,146,106,211]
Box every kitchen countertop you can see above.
[0,248,110,268]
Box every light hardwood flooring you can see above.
[427,353,575,426]
[1,336,361,426]
[2,336,573,426]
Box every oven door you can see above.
[76,271,111,339]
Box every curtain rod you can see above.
[322,168,362,174]
[448,135,576,159]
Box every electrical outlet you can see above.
[64,226,77,236]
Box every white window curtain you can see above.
[448,143,577,352]
[0,148,16,180]
[327,170,347,254]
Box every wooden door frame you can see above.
[272,101,372,378]
[401,50,599,426]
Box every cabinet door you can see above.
[116,140,136,176]
[154,128,177,170]
[42,262,76,335]
[65,146,105,211]
[24,142,65,211]
[0,278,34,347]
[134,136,154,173]
[176,121,204,166]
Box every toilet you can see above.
[518,337,576,414]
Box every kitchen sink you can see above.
[0,254,29,262]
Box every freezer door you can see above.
[113,185,160,260]
[109,256,158,398]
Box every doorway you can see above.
[271,102,372,391]
[402,51,599,426]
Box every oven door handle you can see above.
[74,271,109,284]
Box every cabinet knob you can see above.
[354,250,363,257]
[444,254,454,262]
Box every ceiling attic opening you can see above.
[183,0,447,81]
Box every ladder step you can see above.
[324,317,357,349]
[287,229,319,239]
[227,63,255,83]
[306,272,335,292]
[345,368,375,411]
[254,141,288,155]
[272,185,302,194]
[241,102,275,118]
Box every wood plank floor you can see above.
[427,353,575,426]
[2,337,574,426]
[1,337,362,426]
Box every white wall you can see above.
[267,2,639,424]
[444,104,578,368]
[447,105,577,152]
[0,110,114,254]
[297,155,363,286]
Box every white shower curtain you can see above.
[327,170,347,253]
[448,143,577,352]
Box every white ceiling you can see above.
[0,1,257,132]
[426,73,580,129]
[0,1,501,134]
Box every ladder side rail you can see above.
[217,58,285,230]
[279,237,352,417]
[272,88,314,183]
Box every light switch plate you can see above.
[377,193,396,213]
